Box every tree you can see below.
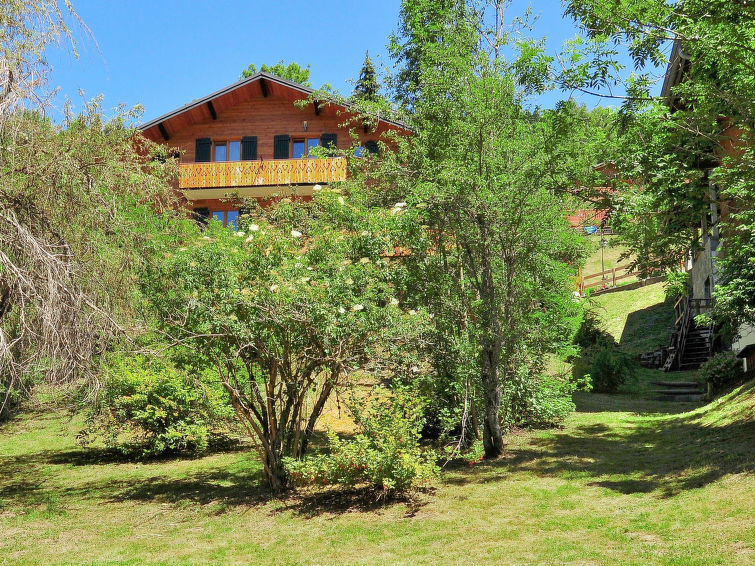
[383,0,588,457]
[240,60,312,85]
[142,191,427,490]
[0,0,87,123]
[563,0,755,327]
[0,2,179,417]
[0,102,179,417]
[352,51,380,102]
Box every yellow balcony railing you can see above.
[179,157,347,189]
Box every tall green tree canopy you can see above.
[377,0,592,457]
[240,60,312,85]
[563,0,755,327]
[0,1,180,417]
[352,51,380,102]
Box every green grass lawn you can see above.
[1,282,752,565]
[1,378,753,565]
[583,235,631,276]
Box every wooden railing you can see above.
[664,297,713,371]
[576,263,636,294]
[179,157,348,189]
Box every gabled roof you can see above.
[139,71,409,140]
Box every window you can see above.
[292,137,321,159]
[214,141,241,162]
[354,141,378,158]
[196,138,256,162]
[211,210,239,230]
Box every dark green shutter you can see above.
[195,138,212,163]
[192,207,210,225]
[320,133,338,153]
[273,135,290,159]
[364,140,379,155]
[241,136,258,160]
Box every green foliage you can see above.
[588,345,637,394]
[0,100,180,418]
[573,307,613,350]
[141,190,428,490]
[664,270,690,300]
[700,352,746,396]
[381,0,597,457]
[80,357,235,458]
[352,51,380,102]
[502,370,577,429]
[285,388,438,493]
[240,60,311,85]
[564,0,755,328]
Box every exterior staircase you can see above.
[662,296,714,372]
[678,326,713,370]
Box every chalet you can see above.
[139,72,409,228]
[660,42,755,372]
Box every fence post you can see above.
[612,267,616,287]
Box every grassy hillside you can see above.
[591,281,676,356]
[583,234,631,275]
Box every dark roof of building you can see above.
[660,40,691,102]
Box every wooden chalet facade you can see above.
[140,72,409,227]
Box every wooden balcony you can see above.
[179,157,347,189]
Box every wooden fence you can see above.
[576,263,636,295]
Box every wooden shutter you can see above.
[241,136,258,160]
[273,135,290,159]
[192,207,210,225]
[320,133,338,152]
[195,138,212,163]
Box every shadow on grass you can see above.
[0,454,427,517]
[619,298,675,356]
[572,391,698,415]
[280,486,431,518]
[451,391,755,498]
[0,436,419,518]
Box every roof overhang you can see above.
[182,185,319,201]
[661,40,691,103]
[138,72,410,141]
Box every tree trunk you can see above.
[481,338,504,458]
[477,232,504,458]
[264,448,288,493]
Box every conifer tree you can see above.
[353,51,380,102]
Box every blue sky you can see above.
[48,1,663,125]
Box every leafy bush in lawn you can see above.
[285,388,438,493]
[588,344,637,393]
[80,356,236,457]
[502,367,576,428]
[700,351,745,395]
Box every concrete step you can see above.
[655,388,705,395]
[654,392,706,402]
[650,381,703,388]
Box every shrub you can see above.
[285,388,439,494]
[664,270,690,300]
[573,308,614,349]
[588,344,637,393]
[700,351,745,395]
[80,357,236,457]
[502,367,577,428]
